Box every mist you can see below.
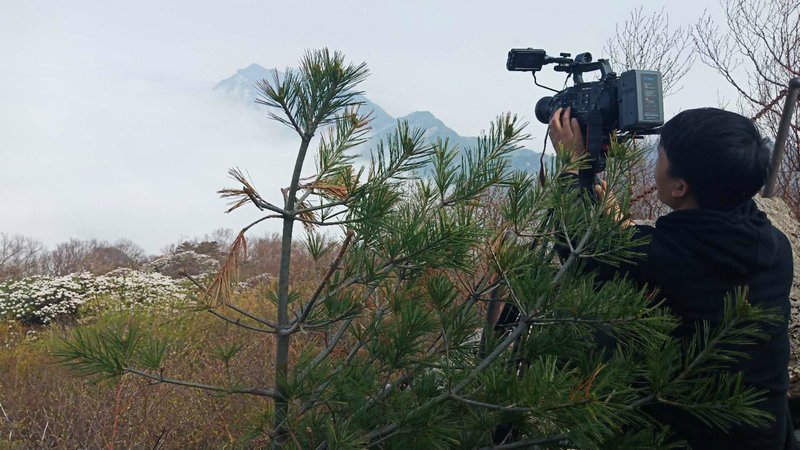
[0,0,739,254]
[0,70,301,254]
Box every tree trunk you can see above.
[273,136,312,447]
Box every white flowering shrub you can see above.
[143,251,220,279]
[88,268,188,312]
[0,270,189,325]
[0,274,91,324]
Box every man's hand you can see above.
[594,179,633,228]
[548,107,586,173]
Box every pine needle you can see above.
[218,168,263,213]
[204,232,247,306]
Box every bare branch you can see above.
[605,7,695,95]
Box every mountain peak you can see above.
[399,110,453,137]
[214,63,275,103]
[236,63,273,80]
[212,65,546,172]
[241,63,267,72]
[403,110,438,121]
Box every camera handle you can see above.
[561,59,614,84]
[579,110,606,194]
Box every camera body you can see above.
[507,48,664,177]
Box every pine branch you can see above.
[529,316,642,326]
[305,198,598,448]
[272,303,390,439]
[488,245,524,313]
[185,273,279,330]
[291,306,388,420]
[478,435,569,450]
[675,288,778,383]
[204,231,247,306]
[295,108,371,209]
[331,203,600,447]
[293,199,350,216]
[294,217,362,227]
[283,230,355,335]
[218,168,290,216]
[367,122,433,184]
[226,303,278,329]
[452,319,530,395]
[446,394,533,413]
[336,318,532,446]
[207,310,277,334]
[125,368,276,398]
[440,114,529,207]
[286,276,411,431]
[351,277,498,418]
[288,279,388,408]
[644,290,780,429]
[254,69,303,135]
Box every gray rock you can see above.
[755,195,800,389]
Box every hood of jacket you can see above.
[654,199,778,277]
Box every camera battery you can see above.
[619,70,664,130]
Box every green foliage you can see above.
[255,48,369,137]
[646,288,780,430]
[53,318,166,381]
[303,231,336,263]
[54,48,783,448]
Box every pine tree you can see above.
[56,49,780,448]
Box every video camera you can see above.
[507,48,664,181]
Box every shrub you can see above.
[82,268,188,315]
[144,250,220,279]
[0,303,269,448]
[0,270,188,324]
[0,273,91,324]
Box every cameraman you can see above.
[550,106,796,449]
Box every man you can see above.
[549,106,796,449]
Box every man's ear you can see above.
[671,178,691,199]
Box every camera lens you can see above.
[535,96,553,124]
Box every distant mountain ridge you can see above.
[214,63,546,172]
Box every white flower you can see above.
[0,270,189,324]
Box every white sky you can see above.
[0,0,737,253]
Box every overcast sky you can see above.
[0,0,737,253]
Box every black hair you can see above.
[658,107,771,210]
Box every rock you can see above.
[755,195,800,388]
[143,251,221,279]
[243,272,274,289]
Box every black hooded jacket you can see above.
[585,199,795,449]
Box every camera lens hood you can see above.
[535,96,553,124]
